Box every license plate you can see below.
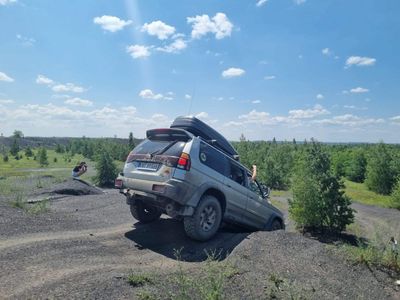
[134,161,160,171]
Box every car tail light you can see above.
[126,152,135,163]
[152,184,165,193]
[115,179,123,189]
[177,152,191,171]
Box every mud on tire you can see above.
[130,201,162,223]
[183,195,222,241]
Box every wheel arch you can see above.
[202,188,226,214]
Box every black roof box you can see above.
[170,116,239,160]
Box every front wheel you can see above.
[130,201,162,223]
[183,195,222,241]
[270,219,283,231]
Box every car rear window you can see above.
[133,139,186,157]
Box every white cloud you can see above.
[141,20,176,40]
[264,75,276,80]
[36,75,54,85]
[0,72,14,82]
[256,0,268,7]
[350,87,369,94]
[16,34,36,47]
[345,56,376,67]
[239,110,271,124]
[0,0,16,5]
[314,114,384,127]
[157,39,187,53]
[64,97,93,107]
[222,67,245,78]
[185,94,192,100]
[0,99,14,104]
[126,45,151,59]
[344,105,356,109]
[288,104,329,119]
[294,0,306,4]
[52,83,86,93]
[187,13,233,40]
[93,15,132,32]
[252,100,261,104]
[316,94,324,100]
[195,112,209,119]
[390,116,400,124]
[322,48,331,56]
[139,89,165,100]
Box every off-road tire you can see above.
[183,195,222,241]
[130,201,162,223]
[271,218,283,231]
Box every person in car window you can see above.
[251,165,257,181]
[72,161,87,178]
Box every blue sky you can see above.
[0,0,399,142]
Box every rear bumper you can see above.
[118,175,195,216]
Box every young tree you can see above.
[365,143,395,195]
[346,149,367,183]
[128,132,135,149]
[94,150,118,187]
[25,146,34,157]
[10,139,19,157]
[289,141,354,232]
[38,147,49,166]
[390,178,400,210]
[55,144,65,153]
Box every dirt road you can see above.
[0,190,399,299]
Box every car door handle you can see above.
[226,184,232,188]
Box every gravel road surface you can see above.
[0,188,399,299]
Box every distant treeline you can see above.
[0,136,142,150]
[233,138,400,199]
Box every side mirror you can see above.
[261,183,270,198]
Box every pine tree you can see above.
[365,143,395,195]
[391,178,400,209]
[94,150,118,187]
[38,147,49,166]
[346,149,367,183]
[128,132,135,149]
[10,139,19,156]
[289,141,354,232]
[25,146,33,157]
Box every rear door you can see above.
[124,129,190,183]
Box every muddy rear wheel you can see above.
[130,201,162,223]
[183,195,222,241]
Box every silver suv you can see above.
[116,118,284,241]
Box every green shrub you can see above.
[289,141,354,232]
[94,151,118,187]
[3,154,9,162]
[391,178,400,209]
[25,146,33,157]
[37,147,49,166]
[365,143,395,195]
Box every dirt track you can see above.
[0,189,399,299]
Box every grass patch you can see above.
[338,240,399,274]
[265,273,314,299]
[127,273,153,287]
[9,192,27,210]
[168,249,239,300]
[270,198,286,211]
[271,189,291,197]
[28,198,50,214]
[344,180,393,208]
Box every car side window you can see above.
[228,160,246,186]
[248,177,263,198]
[199,142,228,176]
